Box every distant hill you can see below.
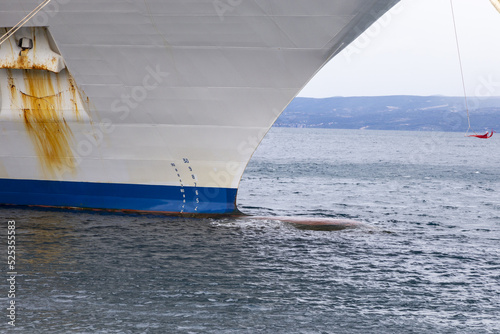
[275,96,500,132]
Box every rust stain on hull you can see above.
[1,27,91,178]
[0,50,30,70]
[16,70,76,176]
[65,75,81,121]
[0,27,65,73]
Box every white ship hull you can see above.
[0,0,399,214]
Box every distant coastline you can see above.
[275,96,500,132]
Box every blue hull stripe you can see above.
[0,178,238,214]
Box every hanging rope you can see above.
[449,0,476,136]
[0,0,52,47]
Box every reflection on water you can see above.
[20,214,77,273]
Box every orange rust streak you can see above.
[0,52,59,72]
[17,50,30,68]
[0,50,32,70]
[0,33,58,72]
[67,76,81,120]
[20,70,75,176]
[7,71,18,106]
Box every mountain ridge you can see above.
[275,96,500,132]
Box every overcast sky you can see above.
[299,0,500,98]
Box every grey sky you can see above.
[299,0,500,98]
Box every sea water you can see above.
[1,128,499,333]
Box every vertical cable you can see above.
[450,0,475,136]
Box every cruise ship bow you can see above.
[0,0,400,215]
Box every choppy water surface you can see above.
[1,129,499,333]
